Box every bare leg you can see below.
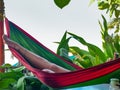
[3,35,70,73]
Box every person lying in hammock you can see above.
[3,35,70,73]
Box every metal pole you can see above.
[0,0,4,72]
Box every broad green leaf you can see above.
[69,46,90,56]
[57,31,70,55]
[99,20,107,41]
[87,43,106,62]
[102,42,114,58]
[0,72,24,81]
[114,35,120,53]
[13,66,25,72]
[25,76,42,90]
[17,76,42,90]
[67,32,87,45]
[0,89,10,90]
[54,0,71,9]
[40,84,50,90]
[91,55,103,66]
[68,32,107,62]
[0,63,12,68]
[17,76,25,90]
[74,58,93,68]
[0,78,16,89]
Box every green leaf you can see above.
[0,63,12,69]
[17,76,25,90]
[109,5,115,17]
[74,58,93,68]
[116,0,120,4]
[17,76,42,90]
[91,55,103,66]
[98,1,109,10]
[87,43,106,62]
[68,32,107,62]
[69,46,90,58]
[54,0,71,9]
[108,18,120,29]
[13,66,25,72]
[102,15,108,31]
[0,78,16,89]
[115,10,120,18]
[102,42,114,58]
[25,76,42,90]
[57,31,70,55]
[67,32,87,45]
[89,0,95,6]
[114,35,120,53]
[0,71,24,81]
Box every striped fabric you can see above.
[5,18,120,89]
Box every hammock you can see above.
[5,18,120,89]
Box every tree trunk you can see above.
[0,0,4,72]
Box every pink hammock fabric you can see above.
[5,18,120,89]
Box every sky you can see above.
[4,0,110,90]
[4,0,105,52]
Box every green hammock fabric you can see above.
[5,18,120,89]
[6,19,79,71]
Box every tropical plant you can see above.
[56,14,120,68]
[54,0,120,68]
[0,63,47,90]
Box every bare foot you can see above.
[3,35,19,50]
[42,69,55,73]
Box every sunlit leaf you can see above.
[98,1,109,10]
[108,18,120,29]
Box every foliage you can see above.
[54,0,120,18]
[0,64,49,90]
[56,20,120,68]
[53,0,120,68]
[97,0,120,18]
[1,0,119,89]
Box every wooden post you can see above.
[0,0,4,72]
